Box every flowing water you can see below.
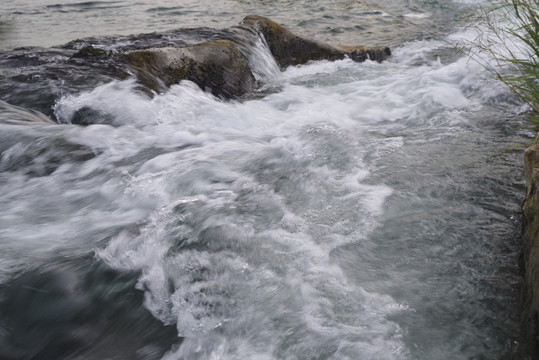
[0,0,534,359]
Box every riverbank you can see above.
[466,1,539,356]
[522,141,539,357]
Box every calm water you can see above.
[0,0,533,359]
[0,0,462,49]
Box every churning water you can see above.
[0,0,534,359]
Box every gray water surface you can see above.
[1,0,461,50]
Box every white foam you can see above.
[93,120,404,358]
[403,13,431,19]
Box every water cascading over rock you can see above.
[77,15,391,100]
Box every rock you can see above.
[71,46,109,59]
[238,15,391,68]
[337,44,392,63]
[521,141,539,356]
[124,40,257,99]
[123,16,390,98]
[69,106,114,126]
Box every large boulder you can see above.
[68,16,391,100]
[238,15,391,68]
[123,16,391,98]
[124,40,256,99]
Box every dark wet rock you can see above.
[124,40,257,98]
[0,48,127,120]
[521,142,539,357]
[71,45,109,59]
[338,44,392,63]
[0,260,179,360]
[238,15,391,68]
[121,17,390,98]
[69,106,114,126]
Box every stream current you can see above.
[0,0,534,359]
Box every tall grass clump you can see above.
[465,0,538,127]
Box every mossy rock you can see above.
[98,16,390,99]
[124,40,256,99]
[239,15,390,68]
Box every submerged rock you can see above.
[71,46,109,59]
[124,40,257,98]
[0,260,178,360]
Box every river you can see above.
[0,0,533,359]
